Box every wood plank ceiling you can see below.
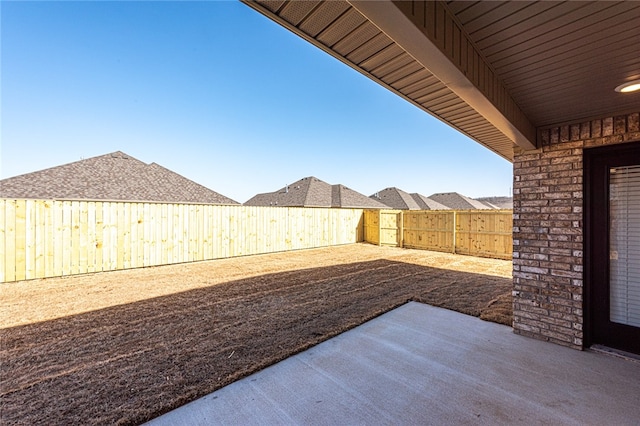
[448,1,640,128]
[242,1,640,162]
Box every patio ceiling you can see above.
[241,1,640,162]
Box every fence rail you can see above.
[364,209,513,260]
[0,199,364,283]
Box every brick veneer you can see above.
[512,112,640,349]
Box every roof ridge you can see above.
[331,184,341,208]
[302,179,313,206]
[396,187,418,209]
[302,176,328,206]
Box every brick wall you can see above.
[512,111,640,349]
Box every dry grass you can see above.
[0,243,512,425]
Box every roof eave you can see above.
[349,0,536,152]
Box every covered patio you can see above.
[241,0,640,355]
[144,1,640,422]
[148,302,640,425]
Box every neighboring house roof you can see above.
[244,176,386,209]
[370,187,421,210]
[475,200,500,209]
[409,193,450,210]
[244,176,325,207]
[0,151,239,204]
[475,197,513,210]
[428,192,492,210]
[332,184,387,208]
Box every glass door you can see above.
[609,165,640,328]
[585,141,640,355]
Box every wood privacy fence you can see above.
[364,209,513,260]
[0,199,364,283]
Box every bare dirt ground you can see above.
[0,243,512,425]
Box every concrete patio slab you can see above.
[146,302,640,425]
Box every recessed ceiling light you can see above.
[615,79,640,93]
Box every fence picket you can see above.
[1,200,366,282]
[1,200,512,283]
[364,209,512,260]
[0,200,5,282]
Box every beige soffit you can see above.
[350,0,536,150]
[242,0,538,161]
[246,1,640,148]
[445,1,640,129]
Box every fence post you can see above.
[452,210,457,254]
[378,210,382,247]
[399,211,404,248]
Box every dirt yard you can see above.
[0,243,512,425]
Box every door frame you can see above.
[584,140,640,353]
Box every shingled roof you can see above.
[0,151,239,204]
[428,192,491,210]
[370,187,421,210]
[409,193,450,210]
[370,187,450,210]
[244,176,386,209]
[475,196,513,209]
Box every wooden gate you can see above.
[363,209,403,246]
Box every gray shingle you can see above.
[428,192,491,210]
[244,177,319,207]
[370,187,421,210]
[475,196,513,209]
[305,177,333,207]
[244,176,386,208]
[333,185,387,208]
[370,187,452,210]
[0,151,239,204]
[409,193,450,210]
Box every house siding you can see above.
[512,111,640,350]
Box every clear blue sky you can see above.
[1,0,512,203]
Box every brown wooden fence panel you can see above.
[0,200,365,283]
[363,210,380,245]
[455,210,513,260]
[403,210,455,253]
[364,209,512,260]
[363,209,403,246]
